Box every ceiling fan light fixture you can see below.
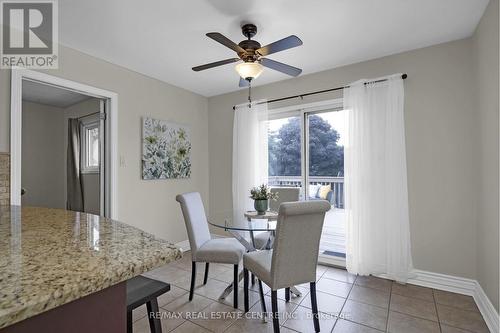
[235,62,263,80]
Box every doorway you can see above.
[10,69,118,218]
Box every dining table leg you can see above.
[289,286,302,297]
[218,270,243,301]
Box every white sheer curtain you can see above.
[344,75,413,283]
[232,100,269,215]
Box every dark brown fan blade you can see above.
[239,78,250,87]
[260,58,302,77]
[206,32,246,54]
[192,58,240,71]
[256,35,302,56]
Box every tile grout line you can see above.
[331,272,485,332]
[281,267,339,331]
[384,280,393,333]
[432,289,443,333]
[165,313,186,333]
[335,276,390,332]
[432,290,488,332]
[329,273,357,332]
[322,275,393,296]
[387,308,441,325]
[387,292,442,323]
[185,318,217,333]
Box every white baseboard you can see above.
[407,269,499,333]
[318,254,346,268]
[474,282,500,333]
[408,269,477,296]
[174,240,190,252]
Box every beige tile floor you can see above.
[136,252,489,333]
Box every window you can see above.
[80,118,99,173]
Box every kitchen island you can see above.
[0,206,182,332]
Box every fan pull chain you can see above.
[247,81,252,108]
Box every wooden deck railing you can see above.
[268,176,344,208]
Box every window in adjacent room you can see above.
[80,117,99,173]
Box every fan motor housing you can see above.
[238,40,261,50]
[238,39,261,62]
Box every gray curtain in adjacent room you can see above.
[67,118,84,211]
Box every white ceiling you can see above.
[22,80,91,108]
[59,0,489,97]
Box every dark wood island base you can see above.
[0,282,126,333]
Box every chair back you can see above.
[270,200,331,289]
[176,192,211,259]
[269,187,300,212]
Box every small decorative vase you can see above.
[254,199,269,215]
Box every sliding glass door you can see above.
[267,102,347,263]
[305,110,346,260]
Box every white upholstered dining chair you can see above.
[252,187,300,249]
[176,192,245,308]
[243,200,331,333]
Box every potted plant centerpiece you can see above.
[250,184,278,215]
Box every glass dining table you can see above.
[208,210,302,303]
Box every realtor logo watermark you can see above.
[1,0,58,68]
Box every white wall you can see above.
[0,44,209,244]
[208,38,480,280]
[473,0,499,312]
[21,101,65,209]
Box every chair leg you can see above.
[251,273,256,285]
[243,268,249,312]
[146,298,162,333]
[189,261,196,301]
[285,287,290,303]
[126,310,133,333]
[258,280,267,314]
[203,263,209,285]
[310,282,320,332]
[271,290,280,333]
[233,264,239,308]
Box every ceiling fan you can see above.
[192,24,303,87]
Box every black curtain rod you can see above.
[232,73,407,110]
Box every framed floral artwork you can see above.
[142,117,191,179]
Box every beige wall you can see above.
[473,0,499,311]
[0,44,209,244]
[21,101,66,209]
[208,38,480,279]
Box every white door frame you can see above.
[10,67,119,219]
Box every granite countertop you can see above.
[0,206,182,329]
